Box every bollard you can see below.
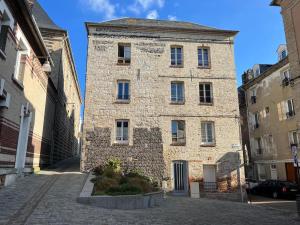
[297,194,300,218]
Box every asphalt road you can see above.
[248,194,298,216]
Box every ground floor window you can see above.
[116,120,129,143]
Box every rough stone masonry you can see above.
[82,18,244,193]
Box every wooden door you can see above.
[285,163,297,182]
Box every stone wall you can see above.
[83,23,243,190]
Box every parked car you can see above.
[250,180,300,199]
[246,178,259,189]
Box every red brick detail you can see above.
[0,122,19,149]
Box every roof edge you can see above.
[85,21,239,36]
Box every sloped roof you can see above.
[88,18,238,34]
[31,0,64,31]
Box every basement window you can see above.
[118,43,131,64]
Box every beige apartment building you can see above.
[83,18,244,195]
[0,0,81,186]
[239,45,299,182]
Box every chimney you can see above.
[26,0,36,10]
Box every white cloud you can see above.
[138,0,165,10]
[168,15,177,21]
[82,0,116,19]
[146,10,158,19]
[128,0,165,15]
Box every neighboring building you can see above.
[31,1,82,163]
[271,2,300,181]
[0,0,81,186]
[0,0,55,185]
[239,44,300,182]
[83,18,244,195]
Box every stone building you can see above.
[239,45,299,181]
[83,18,244,195]
[0,0,81,186]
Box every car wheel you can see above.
[272,192,278,199]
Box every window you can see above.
[254,112,260,129]
[171,82,184,103]
[286,99,295,118]
[201,122,215,145]
[171,46,183,66]
[281,69,290,86]
[256,137,263,155]
[0,10,11,57]
[250,88,256,104]
[289,131,299,146]
[265,107,270,115]
[172,120,186,144]
[198,47,210,67]
[118,44,131,64]
[116,120,129,143]
[281,50,287,60]
[199,83,213,104]
[117,80,130,101]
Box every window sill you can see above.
[11,76,24,90]
[200,143,216,147]
[114,100,130,104]
[117,63,131,66]
[197,66,211,69]
[199,102,213,106]
[171,142,186,146]
[170,65,184,68]
[112,142,129,146]
[0,49,6,60]
[170,101,185,105]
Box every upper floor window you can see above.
[281,69,291,86]
[201,122,215,145]
[171,46,183,66]
[116,120,129,143]
[172,120,186,144]
[0,9,12,57]
[199,83,213,104]
[289,131,299,146]
[250,88,257,104]
[118,43,131,64]
[254,112,260,129]
[256,137,263,155]
[13,38,29,85]
[171,81,184,103]
[280,50,287,60]
[117,80,130,101]
[198,47,210,68]
[286,99,295,118]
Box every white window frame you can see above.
[286,99,295,118]
[201,122,215,145]
[281,69,290,80]
[171,46,183,66]
[118,43,131,64]
[117,80,130,101]
[198,47,210,67]
[288,130,299,146]
[171,120,186,144]
[13,50,28,81]
[115,120,129,143]
[171,82,184,103]
[199,83,213,104]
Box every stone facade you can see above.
[83,18,244,193]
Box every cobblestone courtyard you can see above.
[0,159,299,225]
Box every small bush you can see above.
[93,165,104,176]
[94,177,118,191]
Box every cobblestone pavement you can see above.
[0,159,299,225]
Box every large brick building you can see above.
[0,0,81,186]
[83,18,244,195]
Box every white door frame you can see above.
[15,104,32,173]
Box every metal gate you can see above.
[173,161,187,192]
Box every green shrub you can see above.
[94,177,118,192]
[106,183,142,195]
[93,165,104,176]
[106,158,121,173]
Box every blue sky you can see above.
[38,0,286,102]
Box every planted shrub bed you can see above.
[91,159,159,196]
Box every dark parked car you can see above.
[251,180,299,199]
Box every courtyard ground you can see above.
[0,158,299,225]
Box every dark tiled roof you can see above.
[94,18,237,33]
[31,0,64,31]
